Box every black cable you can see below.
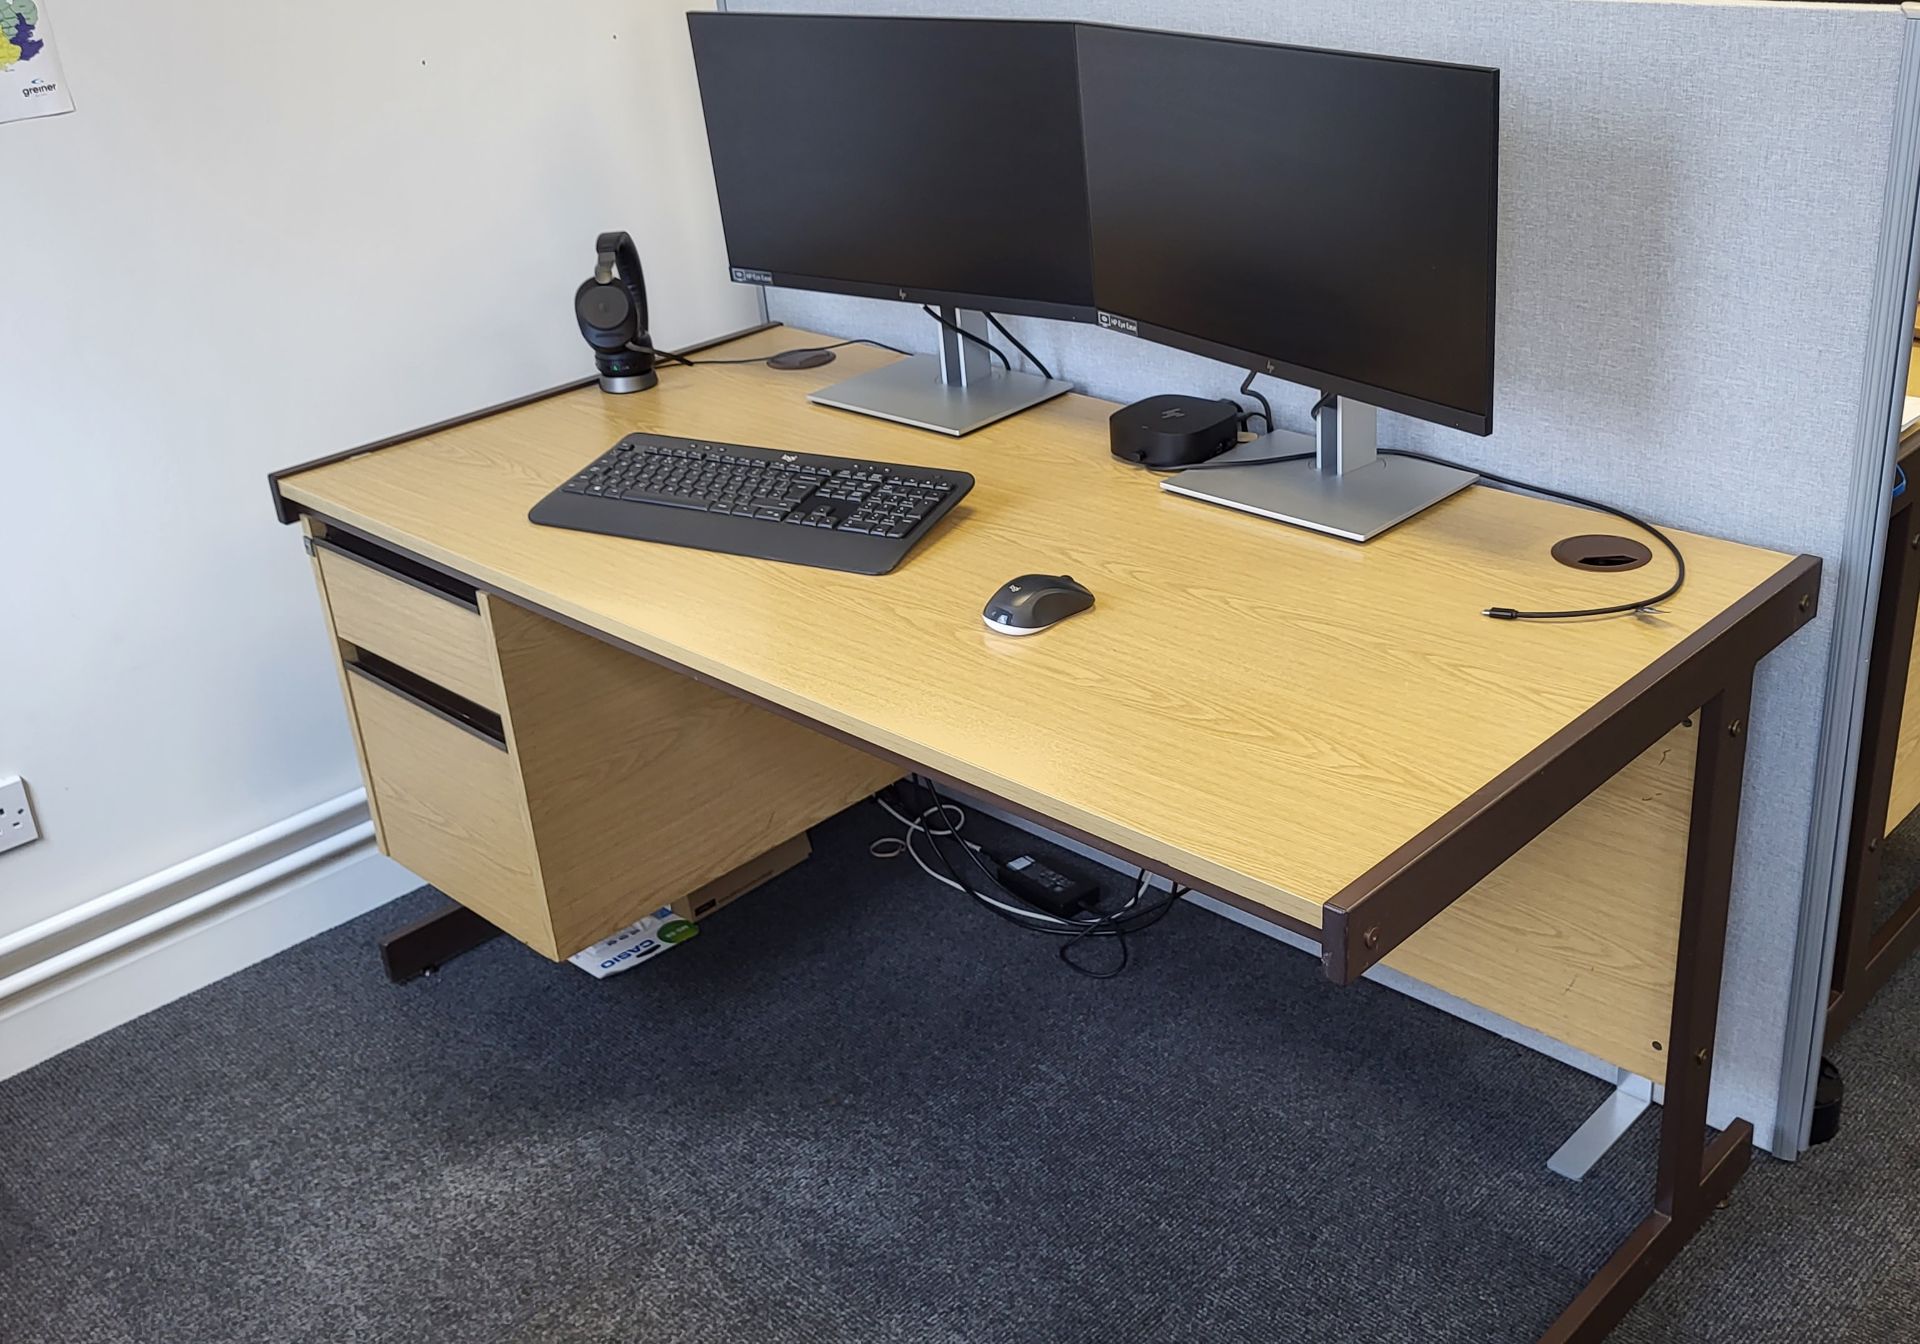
[903,781,1083,936]
[1143,407,1684,621]
[1060,903,1134,977]
[1058,870,1188,978]
[984,313,1054,381]
[904,777,1186,951]
[1154,445,1684,619]
[911,780,1115,936]
[1239,370,1274,435]
[921,306,1011,370]
[641,336,913,367]
[1150,451,1315,473]
[891,778,1188,974]
[1383,449,1688,620]
[631,342,697,369]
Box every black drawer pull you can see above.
[312,531,479,611]
[346,650,507,750]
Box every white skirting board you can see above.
[0,792,417,1082]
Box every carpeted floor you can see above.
[3,803,1918,1343]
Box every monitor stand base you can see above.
[809,354,1071,437]
[1161,427,1476,543]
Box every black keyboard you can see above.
[529,433,974,575]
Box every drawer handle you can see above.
[311,532,479,611]
[346,654,507,751]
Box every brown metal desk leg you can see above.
[1540,676,1755,1344]
[1830,496,1920,1038]
[379,901,501,983]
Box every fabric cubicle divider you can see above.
[723,0,1920,1157]
[1791,5,1920,1155]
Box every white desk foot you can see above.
[1549,1073,1656,1181]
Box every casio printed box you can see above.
[569,907,700,979]
[567,834,811,977]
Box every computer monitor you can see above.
[687,12,1092,436]
[1078,26,1500,540]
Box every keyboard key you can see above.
[623,489,707,509]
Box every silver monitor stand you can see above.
[808,306,1071,437]
[1160,399,1476,542]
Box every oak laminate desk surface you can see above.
[279,325,1795,935]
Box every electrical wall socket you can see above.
[0,777,40,856]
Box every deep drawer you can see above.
[345,660,553,955]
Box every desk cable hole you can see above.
[1552,534,1654,573]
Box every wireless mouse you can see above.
[982,574,1095,636]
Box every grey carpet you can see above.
[1,802,1914,1343]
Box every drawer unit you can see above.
[312,530,503,712]
[302,519,900,961]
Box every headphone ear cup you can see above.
[575,279,637,351]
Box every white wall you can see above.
[0,2,758,941]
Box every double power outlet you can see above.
[0,777,39,856]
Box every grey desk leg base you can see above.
[1548,1073,1656,1181]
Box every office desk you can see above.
[271,323,1819,1342]
[1828,413,1920,1038]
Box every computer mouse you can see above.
[982,574,1095,636]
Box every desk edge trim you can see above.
[1322,551,1823,985]
[266,321,785,525]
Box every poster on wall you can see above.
[0,1,73,124]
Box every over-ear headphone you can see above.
[575,231,657,394]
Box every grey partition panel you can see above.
[729,0,1915,1156]
[1789,7,1920,1146]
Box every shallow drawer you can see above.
[315,534,502,712]
[345,661,553,954]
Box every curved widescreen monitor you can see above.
[1078,26,1499,436]
[687,13,1095,323]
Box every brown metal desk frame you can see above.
[1829,427,1920,1039]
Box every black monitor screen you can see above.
[688,14,1095,321]
[1078,27,1498,433]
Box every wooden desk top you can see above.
[278,325,1806,941]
